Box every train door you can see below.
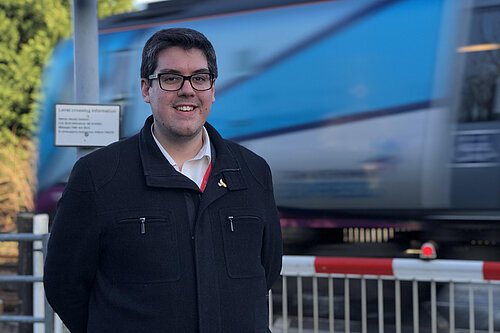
[450,0,500,209]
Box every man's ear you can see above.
[141,79,151,103]
[211,79,216,103]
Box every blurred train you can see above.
[36,0,500,246]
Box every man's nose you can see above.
[178,78,195,96]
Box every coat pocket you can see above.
[219,208,265,278]
[104,212,180,283]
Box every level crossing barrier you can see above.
[270,256,500,333]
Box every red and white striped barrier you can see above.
[281,256,500,282]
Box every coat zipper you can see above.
[140,217,146,234]
[118,216,166,234]
[227,215,260,232]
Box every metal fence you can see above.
[270,256,500,333]
[0,214,62,333]
[0,232,54,332]
[3,222,500,333]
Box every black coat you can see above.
[44,116,283,333]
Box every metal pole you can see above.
[313,276,319,333]
[450,281,455,333]
[329,275,334,333]
[17,213,34,333]
[469,285,475,333]
[412,280,419,333]
[344,278,350,333]
[297,276,303,333]
[361,277,367,333]
[283,276,288,333]
[72,0,99,158]
[378,278,384,333]
[395,279,401,333]
[431,281,437,333]
[33,214,48,333]
[42,234,54,333]
[488,283,493,333]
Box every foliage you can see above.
[0,0,135,140]
[0,132,36,232]
[98,0,135,19]
[0,0,134,236]
[0,0,72,139]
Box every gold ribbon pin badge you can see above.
[218,178,227,188]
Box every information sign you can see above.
[55,104,120,147]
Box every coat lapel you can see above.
[197,123,247,214]
[139,116,200,191]
[138,116,247,202]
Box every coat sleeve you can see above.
[43,158,101,333]
[261,163,283,290]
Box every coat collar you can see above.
[139,115,247,191]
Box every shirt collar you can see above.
[150,124,211,168]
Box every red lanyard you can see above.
[200,162,212,192]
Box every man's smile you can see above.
[174,104,197,112]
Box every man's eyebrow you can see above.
[157,68,210,75]
[192,68,211,74]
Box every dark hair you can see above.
[140,28,218,81]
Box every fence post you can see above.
[33,214,48,333]
[17,213,34,333]
[42,233,54,333]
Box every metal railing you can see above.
[0,232,54,332]
[270,256,500,333]
[3,225,500,333]
[0,213,57,333]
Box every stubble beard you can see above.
[156,119,204,145]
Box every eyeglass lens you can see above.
[158,73,212,91]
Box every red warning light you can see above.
[420,242,436,259]
[422,245,433,256]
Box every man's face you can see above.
[141,46,215,142]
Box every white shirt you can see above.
[151,125,211,189]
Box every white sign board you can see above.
[55,104,120,147]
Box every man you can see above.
[44,28,283,333]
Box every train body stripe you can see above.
[229,100,431,142]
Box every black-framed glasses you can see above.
[148,72,214,91]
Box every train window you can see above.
[458,0,500,122]
[101,49,134,104]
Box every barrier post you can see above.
[17,213,34,333]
